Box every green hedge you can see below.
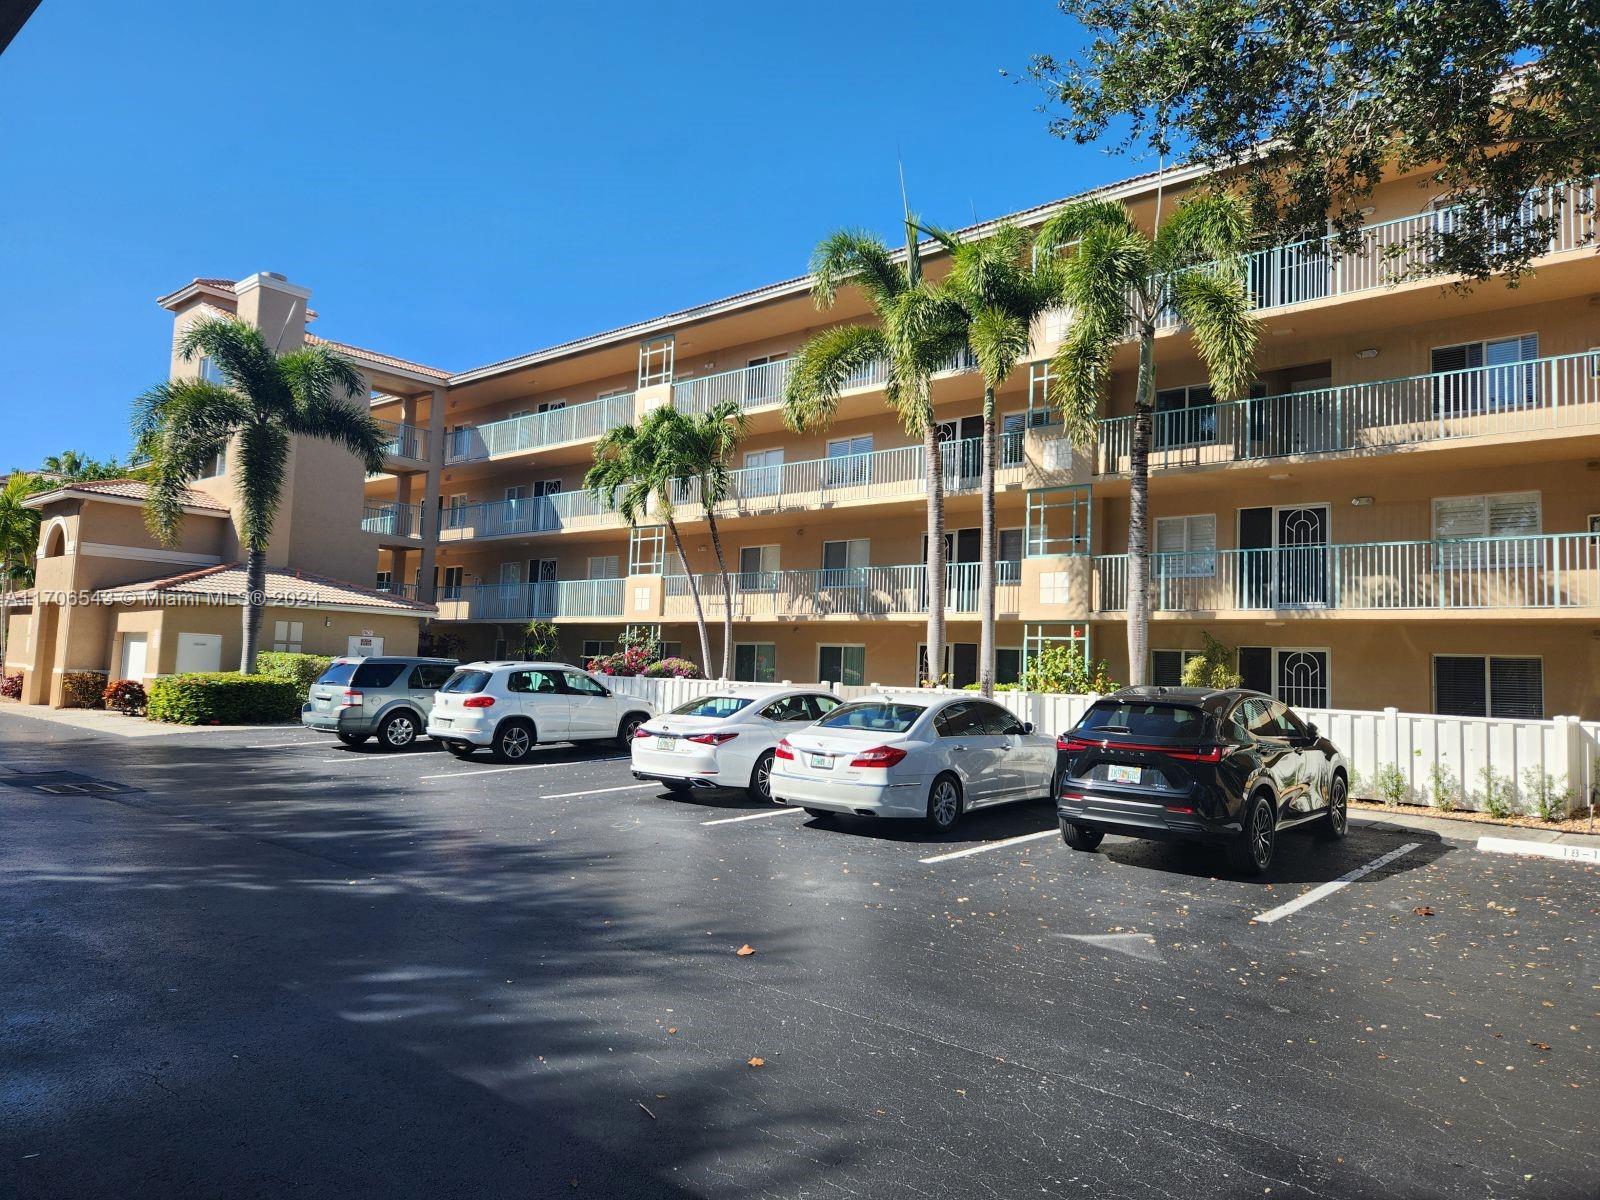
[254,651,333,690]
[147,672,302,725]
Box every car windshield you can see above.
[670,696,754,718]
[440,669,492,694]
[314,662,357,687]
[817,701,924,734]
[1076,701,1206,741]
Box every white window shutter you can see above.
[1433,496,1486,540]
[1487,492,1540,537]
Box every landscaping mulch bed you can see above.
[1350,797,1598,836]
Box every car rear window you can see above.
[671,696,753,718]
[1076,701,1207,741]
[314,662,357,687]
[817,701,924,733]
[440,669,492,694]
[351,662,407,689]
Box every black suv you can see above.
[1056,687,1348,874]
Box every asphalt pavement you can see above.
[1,710,1595,1199]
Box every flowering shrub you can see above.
[586,646,655,677]
[102,678,148,715]
[643,657,702,679]
[62,671,109,709]
[0,672,21,700]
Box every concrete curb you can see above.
[1349,810,1600,853]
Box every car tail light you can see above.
[1056,734,1222,763]
[686,732,738,746]
[632,727,654,739]
[774,738,795,761]
[463,695,495,709]
[1164,804,1196,815]
[1057,735,1094,752]
[850,745,908,768]
[338,689,363,708]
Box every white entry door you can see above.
[118,633,148,681]
[174,632,222,674]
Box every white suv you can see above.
[427,661,655,762]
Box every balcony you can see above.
[441,578,626,621]
[1096,353,1600,476]
[437,490,618,542]
[374,582,422,601]
[443,393,635,464]
[663,561,1021,622]
[375,419,427,462]
[1093,533,1600,614]
[362,502,424,539]
[670,348,977,418]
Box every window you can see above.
[534,479,562,497]
[445,494,469,529]
[374,571,393,592]
[1151,649,1201,688]
[582,640,615,660]
[738,545,780,588]
[1276,649,1329,710]
[673,695,755,718]
[537,400,567,414]
[350,661,406,688]
[746,353,789,401]
[1000,412,1028,467]
[638,335,675,388]
[1432,491,1540,568]
[1153,384,1217,448]
[759,695,815,723]
[198,447,227,478]
[508,669,561,694]
[198,355,227,385]
[504,485,528,503]
[409,664,453,689]
[821,539,869,576]
[999,529,1023,583]
[973,701,1025,735]
[825,435,874,487]
[1434,655,1543,719]
[734,643,777,682]
[597,386,632,402]
[561,670,610,696]
[933,701,985,737]
[440,669,491,693]
[820,700,922,733]
[1026,361,1062,424]
[441,566,463,598]
[629,526,666,575]
[818,644,865,687]
[1039,571,1071,606]
[1154,514,1216,578]
[996,647,1022,686]
[272,620,303,652]
[587,555,620,579]
[1431,334,1539,414]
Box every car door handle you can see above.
[951,744,968,752]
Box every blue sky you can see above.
[0,0,1126,468]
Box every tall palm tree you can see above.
[0,474,41,673]
[134,316,388,674]
[678,398,749,680]
[783,222,968,685]
[586,405,714,674]
[1037,193,1258,686]
[929,222,1063,696]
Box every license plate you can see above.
[809,754,834,770]
[315,698,330,710]
[1107,764,1142,785]
[656,736,675,751]
[434,717,452,727]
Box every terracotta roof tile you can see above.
[91,562,436,613]
[56,478,229,512]
[304,333,450,381]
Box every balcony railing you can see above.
[374,582,422,600]
[1097,352,1600,475]
[443,578,625,621]
[1093,534,1600,614]
[664,561,1021,621]
[361,502,424,538]
[443,393,635,464]
[437,490,616,541]
[375,419,427,461]
[670,347,978,417]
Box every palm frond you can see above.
[175,317,289,416]
[231,422,290,551]
[131,379,248,545]
[1048,303,1122,449]
[782,324,890,433]
[1035,199,1139,257]
[278,345,388,474]
[809,229,903,311]
[1153,192,1254,270]
[1171,268,1259,403]
[967,306,1033,389]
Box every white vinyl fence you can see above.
[605,675,1599,816]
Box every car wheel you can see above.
[1060,820,1104,852]
[492,721,536,763]
[616,713,647,746]
[748,751,776,803]
[336,732,368,747]
[926,774,964,833]
[446,742,475,759]
[1317,774,1349,841]
[1229,794,1277,875]
[377,711,419,751]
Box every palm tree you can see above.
[586,405,714,674]
[134,316,388,674]
[678,398,749,680]
[1037,193,1259,686]
[0,474,41,673]
[783,223,968,685]
[930,222,1062,696]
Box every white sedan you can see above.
[631,687,843,801]
[770,694,1059,831]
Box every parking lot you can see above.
[2,712,1596,1199]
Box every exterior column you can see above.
[416,386,446,602]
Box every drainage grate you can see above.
[0,770,140,796]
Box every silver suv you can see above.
[302,657,458,750]
[427,661,655,762]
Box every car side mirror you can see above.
[1304,722,1319,740]
[1021,722,1035,735]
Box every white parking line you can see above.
[1476,835,1600,865]
[543,783,659,800]
[1251,842,1422,924]
[418,757,627,782]
[701,808,805,826]
[242,740,326,751]
[918,829,1058,864]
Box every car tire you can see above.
[748,751,776,803]
[446,742,475,759]
[377,710,420,751]
[616,712,648,747]
[1060,820,1104,852]
[336,732,368,747]
[925,773,964,833]
[1229,793,1277,876]
[491,720,536,764]
[1316,773,1349,841]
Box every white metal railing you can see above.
[663,561,1022,621]
[443,393,635,464]
[374,418,427,461]
[361,503,424,538]
[1097,352,1600,474]
[444,578,625,621]
[437,489,615,541]
[669,346,979,417]
[373,582,421,600]
[1094,534,1600,613]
